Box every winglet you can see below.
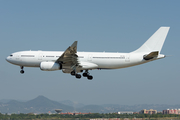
[71,41,77,47]
[71,41,77,53]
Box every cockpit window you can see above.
[10,55,13,57]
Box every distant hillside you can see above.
[1,96,180,114]
[78,105,105,113]
[0,96,74,114]
[0,99,12,103]
[60,100,85,108]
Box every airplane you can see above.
[6,27,170,80]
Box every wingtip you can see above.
[71,41,78,47]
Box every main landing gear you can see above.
[20,66,24,74]
[71,71,82,79]
[71,70,93,80]
[83,70,93,80]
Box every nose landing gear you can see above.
[20,66,24,74]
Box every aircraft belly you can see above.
[20,61,40,67]
[92,56,144,69]
[93,59,126,69]
[16,57,40,67]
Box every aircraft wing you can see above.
[56,41,79,67]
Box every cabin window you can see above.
[46,56,54,57]
[93,56,125,59]
[21,55,35,57]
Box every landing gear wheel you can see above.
[20,70,24,74]
[76,74,81,79]
[83,70,93,80]
[83,73,88,77]
[71,71,76,76]
[87,75,93,80]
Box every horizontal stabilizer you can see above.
[143,51,159,60]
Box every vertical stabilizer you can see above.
[132,27,170,53]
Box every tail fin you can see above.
[132,27,170,53]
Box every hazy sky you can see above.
[0,0,180,105]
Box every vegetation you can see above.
[0,113,180,120]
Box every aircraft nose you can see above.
[6,56,10,62]
[6,56,12,63]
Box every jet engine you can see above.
[40,61,62,71]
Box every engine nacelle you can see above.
[40,61,62,71]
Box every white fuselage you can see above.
[6,50,164,71]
